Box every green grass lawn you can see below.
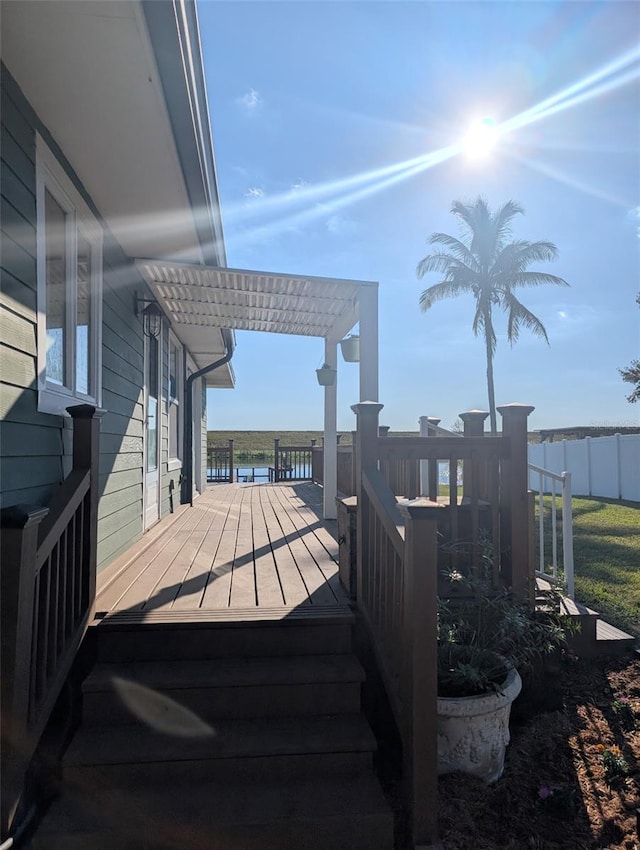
[572,497,640,638]
[539,496,640,638]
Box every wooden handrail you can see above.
[378,435,509,459]
[362,467,404,556]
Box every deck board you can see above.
[95,483,345,621]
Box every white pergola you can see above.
[135,260,379,519]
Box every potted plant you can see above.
[437,568,573,783]
[339,334,360,363]
[316,363,337,386]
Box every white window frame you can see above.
[36,134,103,416]
[167,331,183,471]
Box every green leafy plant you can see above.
[437,569,575,698]
[597,744,629,787]
[611,697,635,731]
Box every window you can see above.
[36,135,102,415]
[168,333,183,468]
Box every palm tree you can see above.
[417,197,569,434]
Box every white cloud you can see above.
[325,213,360,236]
[245,187,265,200]
[290,178,308,192]
[629,206,640,238]
[237,88,262,112]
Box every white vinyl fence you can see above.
[528,434,640,502]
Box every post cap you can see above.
[497,403,535,418]
[459,409,489,420]
[397,497,447,521]
[350,401,384,416]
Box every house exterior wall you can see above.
[0,65,208,574]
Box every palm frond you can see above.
[502,292,550,344]
[491,200,524,248]
[506,271,569,289]
[416,252,478,280]
[419,279,475,311]
[427,232,480,270]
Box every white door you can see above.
[144,332,161,529]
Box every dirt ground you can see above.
[438,652,640,850]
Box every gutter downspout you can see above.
[182,329,235,505]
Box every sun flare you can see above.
[463,117,499,159]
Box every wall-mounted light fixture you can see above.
[135,293,163,338]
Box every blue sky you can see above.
[199,1,639,433]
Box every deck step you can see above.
[91,609,354,662]
[35,774,394,850]
[82,655,364,724]
[64,714,376,783]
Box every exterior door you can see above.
[144,332,161,529]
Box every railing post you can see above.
[350,430,357,497]
[351,402,383,603]
[274,438,280,483]
[397,498,444,850]
[561,471,574,599]
[498,403,535,603]
[0,504,49,838]
[228,439,234,483]
[67,404,100,605]
[460,409,489,501]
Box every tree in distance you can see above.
[618,293,640,404]
[417,197,569,434]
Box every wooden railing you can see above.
[207,439,234,482]
[270,439,315,482]
[1,404,100,840]
[350,401,535,848]
[312,444,356,497]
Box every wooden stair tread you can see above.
[83,654,365,692]
[91,603,354,629]
[38,773,392,832]
[559,597,599,618]
[596,620,635,642]
[64,714,377,766]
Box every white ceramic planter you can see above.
[437,665,522,783]
[339,335,360,362]
[316,366,337,386]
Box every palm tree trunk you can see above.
[484,312,497,435]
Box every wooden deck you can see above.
[94,482,345,621]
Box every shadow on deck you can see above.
[34,483,395,850]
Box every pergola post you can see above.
[323,339,338,520]
[358,282,378,403]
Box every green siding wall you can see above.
[0,68,64,507]
[0,66,207,576]
[0,67,147,570]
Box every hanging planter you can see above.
[316,364,337,386]
[339,334,360,363]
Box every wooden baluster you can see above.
[0,504,49,836]
[274,438,280,483]
[398,498,444,850]
[426,417,440,502]
[228,439,234,483]
[498,403,535,602]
